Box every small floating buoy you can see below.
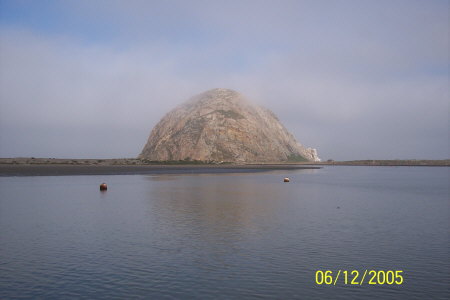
[100,183,107,191]
[283,177,290,182]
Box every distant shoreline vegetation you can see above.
[0,158,448,166]
[0,157,230,165]
[139,158,234,165]
[286,154,309,162]
[317,159,450,166]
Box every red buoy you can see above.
[100,183,107,191]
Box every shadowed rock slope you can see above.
[139,88,320,162]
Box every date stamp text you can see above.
[315,270,404,285]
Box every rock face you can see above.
[139,88,320,162]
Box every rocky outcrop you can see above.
[139,88,320,162]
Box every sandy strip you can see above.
[0,164,321,176]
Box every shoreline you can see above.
[314,159,450,167]
[0,164,321,176]
[0,158,448,176]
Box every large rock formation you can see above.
[139,88,320,162]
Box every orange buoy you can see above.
[100,183,107,191]
[283,177,290,182]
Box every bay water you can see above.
[0,166,448,299]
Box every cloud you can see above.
[0,1,448,159]
[0,28,198,157]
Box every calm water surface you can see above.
[0,166,448,299]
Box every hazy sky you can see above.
[0,0,448,160]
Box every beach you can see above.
[1,157,448,176]
[0,161,320,176]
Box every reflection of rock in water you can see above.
[143,174,288,250]
[145,175,179,182]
